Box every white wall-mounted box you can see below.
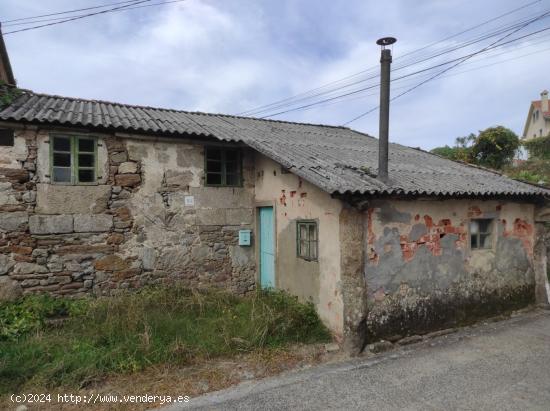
[239,229,251,246]
[184,195,195,206]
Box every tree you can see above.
[430,145,460,160]
[470,126,519,169]
[430,133,475,162]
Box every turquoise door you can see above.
[259,207,275,289]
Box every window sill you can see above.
[49,182,100,186]
[298,257,318,262]
[204,184,244,188]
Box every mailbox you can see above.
[239,229,252,246]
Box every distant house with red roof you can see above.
[523,90,550,140]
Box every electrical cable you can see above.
[237,0,545,117]
[341,10,550,126]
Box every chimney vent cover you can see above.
[376,37,397,47]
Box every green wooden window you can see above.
[51,135,97,184]
[469,218,493,250]
[297,221,318,261]
[205,147,242,186]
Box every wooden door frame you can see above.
[255,201,277,289]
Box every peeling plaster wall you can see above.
[254,154,344,337]
[118,138,256,294]
[0,133,26,169]
[364,199,536,341]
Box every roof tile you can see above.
[1,88,548,198]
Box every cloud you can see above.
[2,0,548,149]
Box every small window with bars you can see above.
[297,220,318,261]
[469,218,493,250]
[205,147,242,186]
[51,135,97,184]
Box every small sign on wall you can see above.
[184,195,195,207]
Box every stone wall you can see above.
[0,126,256,299]
[339,205,367,353]
[363,199,537,342]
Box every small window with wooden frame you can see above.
[205,146,242,187]
[469,218,494,250]
[297,220,318,261]
[0,129,14,146]
[50,135,97,184]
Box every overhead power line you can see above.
[393,0,542,62]
[2,0,188,35]
[243,12,550,118]
[1,0,142,24]
[2,0,152,35]
[268,40,550,115]
[243,10,550,118]
[341,9,550,126]
[2,0,188,28]
[257,24,550,120]
[237,0,544,117]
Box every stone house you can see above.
[1,87,549,351]
[0,35,549,350]
[522,90,550,140]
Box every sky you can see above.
[1,0,549,150]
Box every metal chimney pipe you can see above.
[376,37,396,183]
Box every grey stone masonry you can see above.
[74,214,113,233]
[0,212,28,231]
[29,215,73,234]
[0,130,257,300]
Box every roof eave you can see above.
[0,24,16,86]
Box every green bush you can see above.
[470,126,519,169]
[505,157,550,186]
[0,295,86,340]
[524,134,550,160]
[0,82,22,108]
[431,127,520,170]
[0,287,331,393]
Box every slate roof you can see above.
[0,88,548,199]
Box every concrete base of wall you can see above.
[365,283,535,343]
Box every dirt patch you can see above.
[0,343,346,411]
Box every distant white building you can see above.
[523,90,550,140]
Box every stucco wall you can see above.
[524,108,549,139]
[364,199,536,341]
[254,154,344,337]
[0,125,256,298]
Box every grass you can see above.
[0,287,331,394]
[504,158,550,186]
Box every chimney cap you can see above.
[541,90,549,96]
[376,37,397,48]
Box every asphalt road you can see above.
[163,309,550,411]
